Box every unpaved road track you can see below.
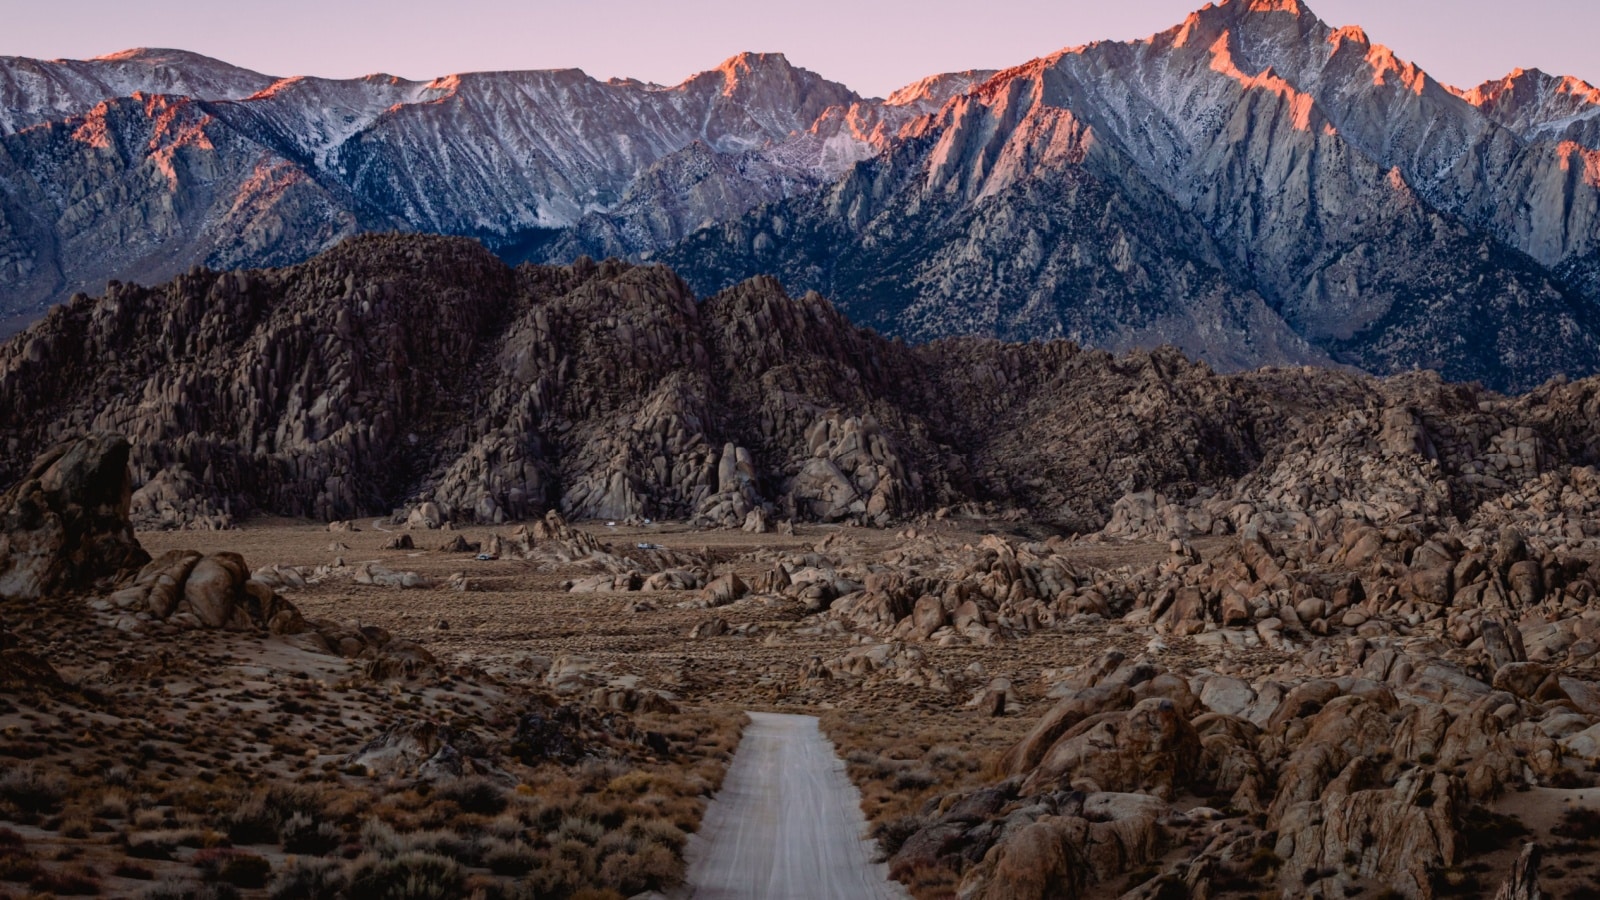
[681,712,910,900]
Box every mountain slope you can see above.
[0,92,373,315]
[2,2,1599,389]
[11,234,1600,541]
[661,113,1330,372]
[0,50,881,324]
[663,0,1600,390]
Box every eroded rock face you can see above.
[887,594,1600,900]
[0,433,149,599]
[787,414,911,526]
[1020,698,1201,799]
[1493,843,1543,900]
[16,236,1600,545]
[1272,762,1464,896]
[109,549,306,634]
[958,818,1088,900]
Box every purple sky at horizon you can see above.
[3,0,1597,97]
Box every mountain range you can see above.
[3,0,1600,390]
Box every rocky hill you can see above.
[11,236,1600,899]
[4,0,1600,388]
[9,233,1600,541]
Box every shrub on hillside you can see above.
[344,851,464,900]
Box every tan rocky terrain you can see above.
[0,436,744,899]
[6,422,1600,896]
[8,235,1600,897]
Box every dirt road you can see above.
[681,712,910,899]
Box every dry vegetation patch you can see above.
[821,710,1030,897]
[0,534,747,900]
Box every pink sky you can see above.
[3,0,1596,97]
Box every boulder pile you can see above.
[2,434,434,679]
[764,507,1600,897]
[892,632,1598,899]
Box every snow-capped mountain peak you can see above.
[1459,67,1600,144]
[883,70,999,112]
[0,47,274,135]
[4,2,1600,393]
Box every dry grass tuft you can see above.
[821,709,1028,898]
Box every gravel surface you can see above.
[681,712,910,900]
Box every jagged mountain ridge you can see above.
[0,45,953,327]
[1461,67,1600,145]
[0,48,276,134]
[663,0,1600,391]
[9,234,1600,539]
[2,2,1600,388]
[0,234,1282,529]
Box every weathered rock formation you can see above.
[108,549,305,633]
[815,508,1600,898]
[884,631,1591,898]
[0,433,149,599]
[15,234,1600,535]
[0,434,433,685]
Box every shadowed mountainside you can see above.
[6,233,1600,538]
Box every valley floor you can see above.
[6,511,1600,898]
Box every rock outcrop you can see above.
[0,434,434,685]
[14,235,1600,535]
[0,433,149,599]
[782,510,1600,899]
[108,549,305,633]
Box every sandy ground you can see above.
[135,518,1251,716]
[678,713,909,900]
[101,518,1600,897]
